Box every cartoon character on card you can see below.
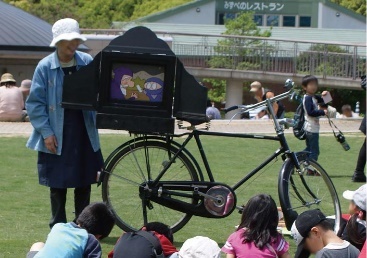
[144,77,164,102]
[110,67,134,100]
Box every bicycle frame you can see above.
[102,81,341,232]
[150,89,302,192]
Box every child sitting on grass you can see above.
[291,209,360,258]
[341,184,366,251]
[109,221,179,258]
[27,202,115,258]
[222,194,290,258]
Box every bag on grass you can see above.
[293,102,306,140]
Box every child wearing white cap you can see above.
[178,236,221,258]
[341,184,366,251]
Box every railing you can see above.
[81,29,366,80]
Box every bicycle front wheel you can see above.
[279,154,341,232]
[102,140,199,233]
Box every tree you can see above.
[208,12,271,70]
[204,12,271,103]
[331,0,366,16]
[130,0,192,20]
[202,79,226,103]
[3,0,192,28]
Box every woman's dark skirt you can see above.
[37,109,103,188]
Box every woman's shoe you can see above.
[352,172,366,182]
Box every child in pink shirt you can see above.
[222,194,290,258]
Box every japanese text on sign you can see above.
[224,2,285,11]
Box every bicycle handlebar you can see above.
[224,88,294,114]
[223,105,239,113]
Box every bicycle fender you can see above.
[102,136,204,181]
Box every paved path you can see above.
[0,118,363,136]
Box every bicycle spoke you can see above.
[102,140,198,232]
[128,143,149,183]
[105,170,143,187]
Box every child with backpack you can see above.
[301,75,329,161]
[221,194,290,258]
[26,202,115,258]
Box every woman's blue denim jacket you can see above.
[26,51,100,155]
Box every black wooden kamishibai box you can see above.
[62,26,208,133]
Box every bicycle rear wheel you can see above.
[279,154,341,232]
[102,140,199,233]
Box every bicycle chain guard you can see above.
[204,185,235,217]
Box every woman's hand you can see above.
[44,135,58,154]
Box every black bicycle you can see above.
[100,79,341,233]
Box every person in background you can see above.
[301,75,329,162]
[351,76,366,182]
[222,194,290,258]
[291,209,359,258]
[337,105,360,118]
[26,18,103,229]
[319,103,337,118]
[20,79,32,104]
[206,99,221,120]
[351,115,366,182]
[249,81,285,119]
[0,73,26,122]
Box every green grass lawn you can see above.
[0,132,364,257]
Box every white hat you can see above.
[343,184,366,211]
[179,236,221,258]
[250,81,262,92]
[50,18,87,47]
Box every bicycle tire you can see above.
[102,140,199,233]
[278,155,341,232]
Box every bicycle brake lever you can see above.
[227,111,244,124]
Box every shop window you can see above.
[217,13,225,24]
[299,16,311,27]
[266,15,279,26]
[283,16,296,27]
[217,12,237,25]
[253,15,263,26]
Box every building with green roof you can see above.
[133,0,365,29]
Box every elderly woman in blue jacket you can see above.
[26,18,103,228]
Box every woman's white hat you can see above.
[50,18,87,47]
